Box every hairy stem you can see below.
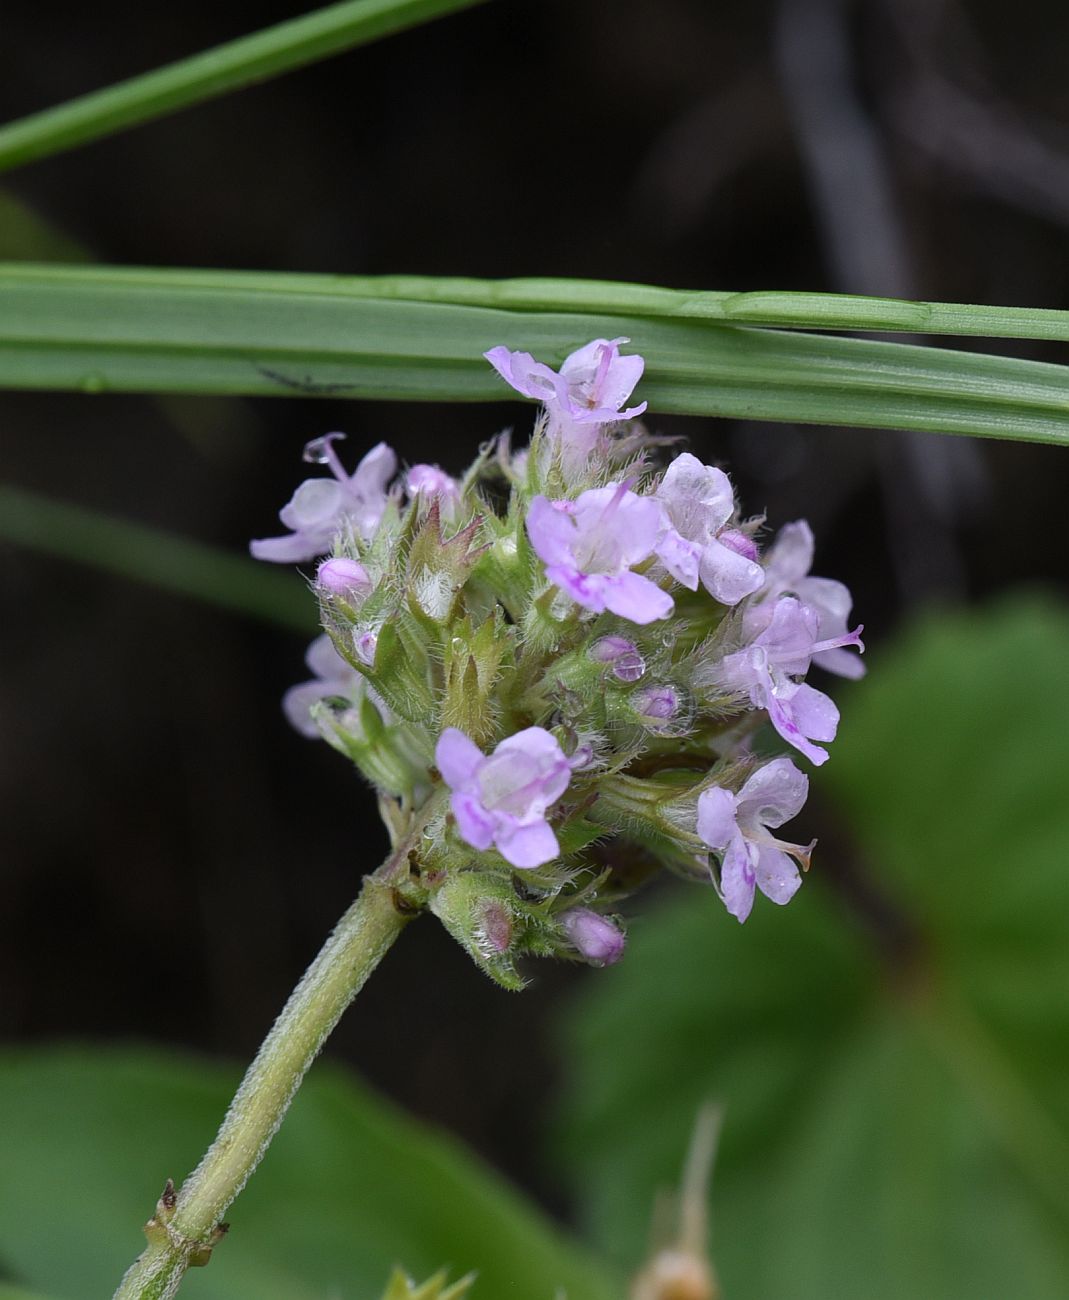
[113,802,437,1299]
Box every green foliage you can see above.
[252,272,1069,344]
[0,1049,618,1300]
[0,0,489,174]
[2,265,1069,445]
[556,596,1069,1300]
[0,484,313,633]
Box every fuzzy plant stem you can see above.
[113,805,437,1300]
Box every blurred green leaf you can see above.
[0,1048,618,1300]
[556,596,1069,1299]
[0,484,314,632]
[0,0,489,175]
[3,265,1069,445]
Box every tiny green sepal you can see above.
[378,1267,476,1300]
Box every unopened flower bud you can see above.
[561,908,625,966]
[317,556,372,598]
[406,463,462,521]
[591,635,646,682]
[718,528,758,563]
[634,684,681,730]
[354,628,378,665]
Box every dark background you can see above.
[2,0,1068,1217]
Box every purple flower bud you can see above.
[561,908,625,966]
[634,684,680,729]
[316,556,372,598]
[406,463,462,520]
[525,482,673,625]
[354,628,378,666]
[436,725,581,869]
[697,759,814,922]
[590,635,646,682]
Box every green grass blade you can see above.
[0,484,314,632]
[0,0,489,174]
[333,275,1069,344]
[1,263,1068,445]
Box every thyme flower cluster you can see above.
[252,340,863,985]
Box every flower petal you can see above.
[526,495,579,568]
[787,682,840,744]
[736,757,809,828]
[435,727,485,790]
[719,832,757,922]
[452,792,495,851]
[753,845,803,905]
[495,818,560,869]
[602,570,674,624]
[696,785,739,851]
[655,526,701,589]
[249,531,322,564]
[698,537,765,605]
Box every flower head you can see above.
[697,758,814,922]
[526,482,673,624]
[251,435,396,563]
[436,726,578,869]
[655,453,764,605]
[261,335,868,975]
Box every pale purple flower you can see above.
[590,635,646,682]
[485,338,646,471]
[525,482,673,624]
[282,634,362,739]
[485,337,646,425]
[751,520,865,679]
[316,556,372,599]
[717,596,863,766]
[561,908,625,965]
[697,758,814,923]
[654,453,764,605]
[250,435,396,563]
[406,463,462,521]
[436,726,577,869]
